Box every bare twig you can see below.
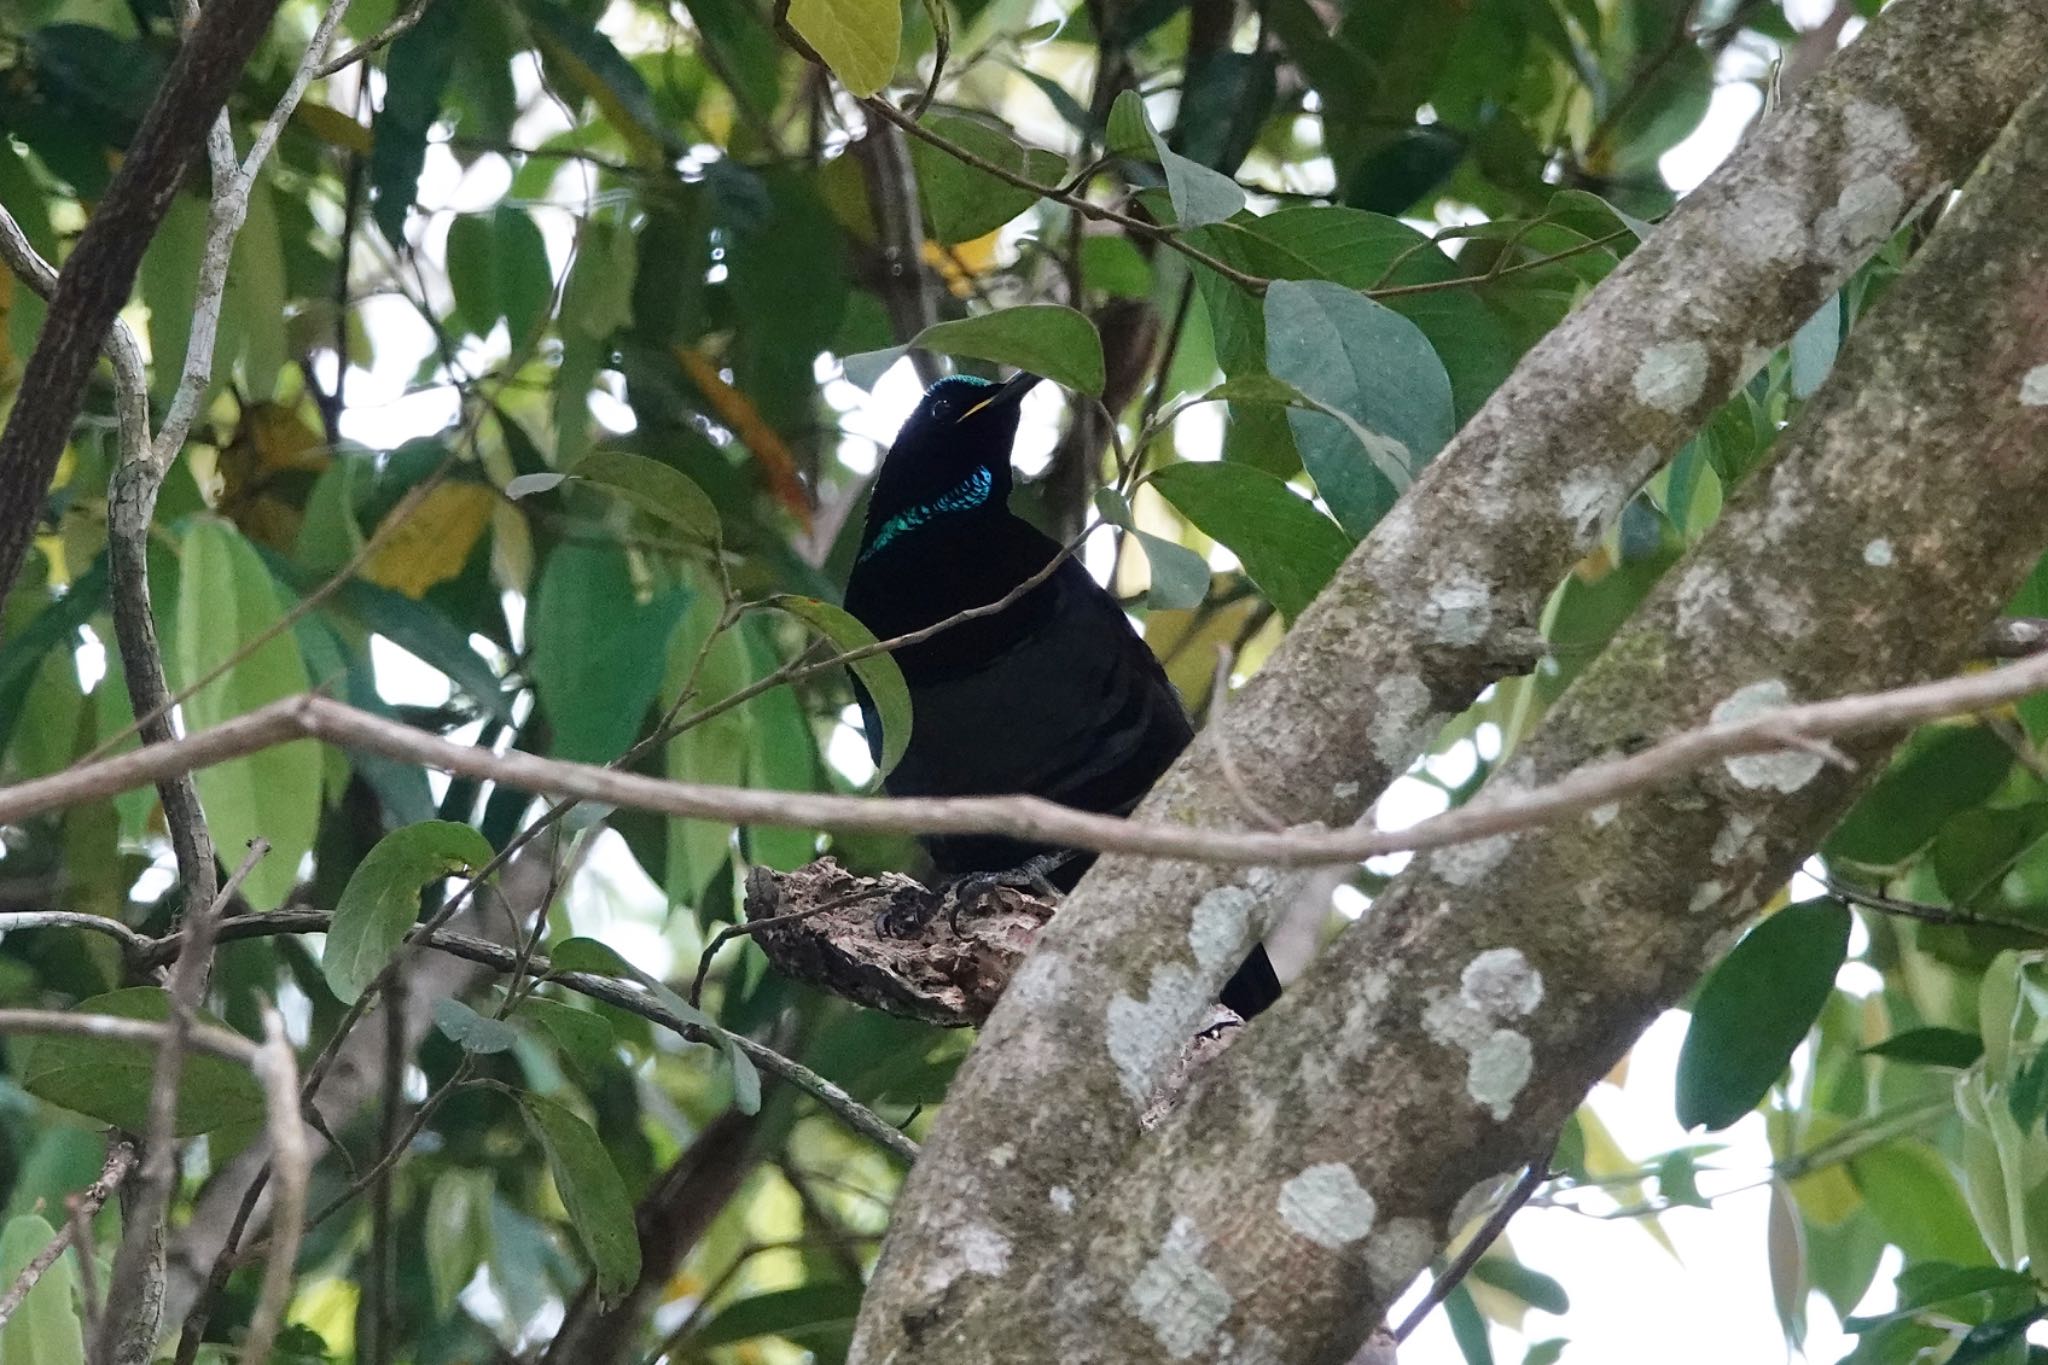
[0,0,285,606]
[96,840,268,1365]
[1394,1138,1558,1342]
[0,1142,136,1333]
[315,0,431,76]
[239,1007,307,1365]
[18,650,2048,870]
[1822,876,2048,942]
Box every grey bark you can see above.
[852,0,2048,1356]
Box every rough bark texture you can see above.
[0,0,283,609]
[852,1,2048,1355]
[910,77,2048,1364]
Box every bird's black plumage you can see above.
[843,372,1280,1018]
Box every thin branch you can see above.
[0,0,285,606]
[96,839,267,1364]
[238,1007,307,1365]
[314,0,430,76]
[136,906,917,1164]
[1823,876,2048,942]
[18,649,2048,870]
[0,1142,136,1333]
[1394,1137,1557,1342]
[0,1011,258,1063]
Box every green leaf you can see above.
[1094,489,1210,611]
[910,115,1065,244]
[1675,899,1851,1130]
[1148,463,1351,620]
[913,307,1105,396]
[664,586,750,903]
[1851,1141,1997,1268]
[447,206,553,345]
[174,519,319,911]
[786,0,900,96]
[17,988,264,1137]
[1107,89,1245,229]
[519,997,617,1079]
[433,998,519,1054]
[566,451,721,543]
[560,219,639,339]
[1865,1028,1986,1070]
[689,1281,866,1349]
[1827,726,2013,867]
[1265,279,1452,539]
[0,1214,83,1365]
[1470,1257,1568,1315]
[323,821,496,1003]
[518,1094,642,1304]
[531,543,690,765]
[545,937,762,1113]
[770,595,912,777]
[369,0,459,243]
[1789,293,1841,400]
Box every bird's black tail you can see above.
[1222,945,1282,1019]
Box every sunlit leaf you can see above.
[1094,488,1210,611]
[360,481,497,599]
[787,0,900,96]
[566,450,721,543]
[175,519,319,912]
[914,307,1105,396]
[0,1214,83,1365]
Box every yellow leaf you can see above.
[922,231,1001,299]
[362,482,497,599]
[786,0,900,96]
[218,402,330,550]
[291,100,372,155]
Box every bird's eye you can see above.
[932,401,951,420]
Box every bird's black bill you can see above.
[957,370,1041,421]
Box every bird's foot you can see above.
[872,884,939,939]
[939,852,1074,935]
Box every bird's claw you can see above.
[872,885,937,938]
[939,852,1073,934]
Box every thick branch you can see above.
[0,0,284,606]
[851,2,2048,1345]
[979,75,2048,1364]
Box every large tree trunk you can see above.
[851,1,2048,1358]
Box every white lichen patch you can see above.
[1049,1186,1076,1214]
[1424,575,1494,648]
[1332,779,1362,805]
[1714,679,1825,793]
[1244,866,1281,898]
[1423,948,1545,1122]
[2020,365,2048,408]
[1276,1162,1378,1250]
[1189,886,1253,973]
[1631,339,1709,414]
[1842,98,1918,166]
[1107,964,1208,1101]
[1816,174,1907,259]
[1688,880,1727,914]
[1558,470,1621,548]
[1588,802,1620,828]
[988,1143,1016,1169]
[1723,182,1809,266]
[1461,948,1545,1017]
[1466,1030,1534,1120]
[1371,674,1438,768]
[1712,813,1758,866]
[1863,538,1895,567]
[953,1223,1013,1277]
[1125,1216,1233,1360]
[1365,1217,1436,1292]
[1433,833,1515,887]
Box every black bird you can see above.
[842,371,1281,1019]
